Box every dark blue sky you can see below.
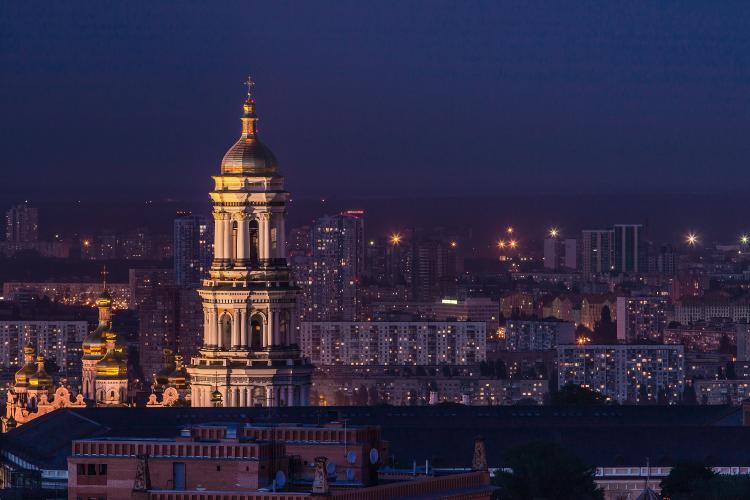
[2,1,750,201]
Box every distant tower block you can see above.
[187,77,312,407]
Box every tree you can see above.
[495,359,508,379]
[494,442,603,500]
[681,380,697,405]
[660,462,716,499]
[551,383,606,406]
[592,306,616,343]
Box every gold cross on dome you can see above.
[244,75,255,98]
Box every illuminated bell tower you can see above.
[187,77,312,407]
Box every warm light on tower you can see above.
[509,239,518,249]
[506,226,514,235]
[497,240,506,249]
[390,233,402,245]
[548,227,559,238]
[686,233,698,246]
[741,235,749,245]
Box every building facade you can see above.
[557,344,685,404]
[301,321,486,366]
[187,79,312,408]
[615,296,669,343]
[504,319,575,351]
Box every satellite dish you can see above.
[275,470,287,488]
[346,450,357,464]
[326,461,336,475]
[346,468,355,481]
[369,448,379,465]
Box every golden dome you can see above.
[95,333,127,380]
[167,355,189,389]
[84,290,115,359]
[14,345,37,386]
[30,356,53,388]
[220,79,279,176]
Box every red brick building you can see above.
[68,422,493,500]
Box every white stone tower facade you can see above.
[187,78,312,407]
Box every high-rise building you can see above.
[613,224,648,275]
[558,344,685,404]
[410,231,455,302]
[542,237,577,270]
[308,211,365,321]
[187,79,312,407]
[5,203,39,243]
[174,212,212,288]
[616,296,669,343]
[581,229,613,278]
[543,238,559,270]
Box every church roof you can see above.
[219,77,279,176]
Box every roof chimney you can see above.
[312,456,330,495]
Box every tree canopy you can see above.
[661,462,750,499]
[494,442,603,500]
[551,383,607,406]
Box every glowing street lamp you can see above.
[509,239,518,249]
[685,233,698,246]
[576,336,591,345]
[741,235,749,245]
[497,240,506,249]
[506,226,514,235]
[390,233,402,245]
[450,241,457,248]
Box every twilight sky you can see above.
[2,1,750,201]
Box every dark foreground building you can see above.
[1,404,750,499]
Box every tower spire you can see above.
[101,265,109,291]
[241,75,258,137]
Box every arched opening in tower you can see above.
[250,315,263,350]
[220,312,232,349]
[248,219,259,266]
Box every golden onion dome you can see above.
[30,356,53,388]
[95,333,127,380]
[84,290,116,358]
[14,345,37,386]
[220,78,279,176]
[82,325,109,358]
[167,355,189,389]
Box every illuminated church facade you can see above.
[186,78,312,407]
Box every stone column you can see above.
[236,216,247,266]
[259,213,271,263]
[287,386,295,407]
[231,309,240,349]
[278,211,286,259]
[239,309,247,349]
[213,212,225,264]
[208,309,217,348]
[265,386,273,407]
[223,217,233,265]
[266,309,275,347]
